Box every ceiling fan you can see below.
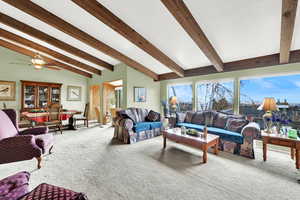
[9,54,61,71]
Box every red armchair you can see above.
[0,109,54,168]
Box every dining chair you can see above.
[74,103,89,128]
[44,103,63,134]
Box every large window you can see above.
[196,80,234,113]
[168,84,193,112]
[240,74,300,129]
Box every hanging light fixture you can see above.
[31,54,46,70]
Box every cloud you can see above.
[252,78,275,89]
[293,81,300,88]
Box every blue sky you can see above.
[240,74,300,104]
[168,74,300,105]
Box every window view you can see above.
[167,84,193,112]
[196,80,234,113]
[240,74,300,129]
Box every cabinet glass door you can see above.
[38,86,49,108]
[24,85,36,108]
[51,87,60,104]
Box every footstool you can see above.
[0,172,88,200]
[20,183,87,200]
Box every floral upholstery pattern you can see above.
[113,108,163,144]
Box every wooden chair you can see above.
[44,103,63,134]
[74,103,89,128]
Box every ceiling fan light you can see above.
[34,65,43,70]
[31,54,46,65]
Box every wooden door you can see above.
[89,85,100,121]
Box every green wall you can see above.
[160,63,300,114]
[126,67,160,112]
[0,47,88,112]
[88,63,161,118]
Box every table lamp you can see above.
[258,97,278,133]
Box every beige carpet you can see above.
[1,126,300,200]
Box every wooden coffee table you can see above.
[261,131,300,169]
[162,128,219,163]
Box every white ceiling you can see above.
[0,0,299,76]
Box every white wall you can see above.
[0,47,88,112]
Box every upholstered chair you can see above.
[0,109,53,169]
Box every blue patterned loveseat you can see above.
[113,108,163,144]
[173,111,261,158]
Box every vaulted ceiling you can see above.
[0,0,299,80]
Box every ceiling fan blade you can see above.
[44,66,61,70]
[9,62,32,66]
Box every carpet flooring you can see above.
[1,126,300,200]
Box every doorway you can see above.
[102,80,123,124]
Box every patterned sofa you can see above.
[173,111,261,158]
[114,108,163,144]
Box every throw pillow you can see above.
[203,111,217,126]
[213,113,229,129]
[184,111,194,123]
[146,110,161,122]
[176,112,186,123]
[191,112,205,125]
[226,118,249,133]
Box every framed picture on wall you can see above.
[0,81,16,101]
[67,85,82,101]
[134,87,146,102]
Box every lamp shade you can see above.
[170,96,178,105]
[259,97,278,111]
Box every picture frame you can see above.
[67,85,82,101]
[134,87,146,102]
[0,80,16,101]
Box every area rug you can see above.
[0,126,299,200]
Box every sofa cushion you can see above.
[133,122,152,133]
[177,122,205,131]
[0,110,18,140]
[136,108,149,122]
[150,122,162,129]
[207,127,244,144]
[226,118,249,133]
[203,111,217,126]
[191,112,205,125]
[146,110,160,122]
[213,112,230,129]
[184,111,194,123]
[177,122,244,144]
[176,112,186,123]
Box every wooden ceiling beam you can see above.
[280,0,298,63]
[161,0,224,72]
[159,50,300,81]
[0,13,113,71]
[72,0,185,77]
[0,28,102,75]
[2,0,159,80]
[0,39,92,78]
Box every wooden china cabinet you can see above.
[21,80,62,111]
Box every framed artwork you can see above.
[134,87,146,102]
[67,85,82,101]
[0,81,16,101]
